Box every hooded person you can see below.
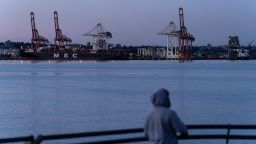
[144,88,188,144]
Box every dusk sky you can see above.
[0,0,255,46]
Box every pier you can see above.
[1,124,256,144]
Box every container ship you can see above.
[20,11,130,61]
[19,47,130,60]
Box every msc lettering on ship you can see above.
[53,53,78,59]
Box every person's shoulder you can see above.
[169,109,179,117]
[169,109,176,113]
[146,109,155,117]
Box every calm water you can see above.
[0,60,256,143]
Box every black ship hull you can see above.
[19,50,130,60]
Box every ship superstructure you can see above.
[228,36,249,60]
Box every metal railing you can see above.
[0,135,34,144]
[2,125,256,144]
[33,124,256,144]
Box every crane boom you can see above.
[54,11,72,48]
[30,12,48,49]
[83,23,112,50]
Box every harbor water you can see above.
[0,60,256,143]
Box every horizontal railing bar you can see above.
[69,135,256,144]
[0,135,34,143]
[187,124,256,129]
[2,125,256,144]
[70,136,147,144]
[33,124,256,143]
[185,135,256,140]
[225,135,256,139]
[38,125,256,141]
[38,128,143,141]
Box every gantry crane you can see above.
[247,40,255,48]
[158,21,180,60]
[54,11,72,48]
[83,23,112,51]
[30,12,49,49]
[178,8,195,61]
[158,8,194,61]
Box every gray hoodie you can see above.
[144,89,188,144]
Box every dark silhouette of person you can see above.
[144,88,188,144]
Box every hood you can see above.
[151,88,170,108]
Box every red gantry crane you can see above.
[178,8,195,61]
[54,11,72,48]
[158,8,194,61]
[30,12,49,49]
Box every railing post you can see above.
[33,135,43,144]
[226,124,231,144]
[23,135,35,144]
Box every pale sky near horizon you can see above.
[0,0,255,46]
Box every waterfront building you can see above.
[228,36,249,60]
[137,47,166,59]
[4,40,14,49]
